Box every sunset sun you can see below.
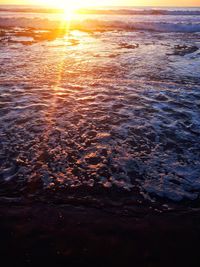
[34,0,97,21]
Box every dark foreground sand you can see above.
[1,202,200,267]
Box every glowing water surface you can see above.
[0,6,200,210]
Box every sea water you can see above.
[0,6,200,208]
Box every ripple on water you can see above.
[0,34,200,207]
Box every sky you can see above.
[0,0,200,6]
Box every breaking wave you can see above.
[1,6,200,16]
[77,8,200,16]
[0,17,200,33]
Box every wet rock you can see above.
[119,43,139,49]
[155,93,169,101]
[172,45,198,56]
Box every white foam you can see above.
[1,17,200,33]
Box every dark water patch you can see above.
[172,44,199,56]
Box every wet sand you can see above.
[1,203,200,267]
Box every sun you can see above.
[32,0,106,25]
[35,0,96,21]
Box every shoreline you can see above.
[1,202,200,266]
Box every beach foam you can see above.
[0,17,200,33]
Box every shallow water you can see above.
[0,6,200,209]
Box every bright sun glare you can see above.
[40,0,95,11]
[39,0,96,21]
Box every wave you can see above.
[1,7,200,16]
[1,17,200,33]
[82,20,200,33]
[77,8,200,16]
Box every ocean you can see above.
[0,5,200,210]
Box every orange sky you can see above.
[0,0,199,6]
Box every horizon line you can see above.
[0,4,200,7]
